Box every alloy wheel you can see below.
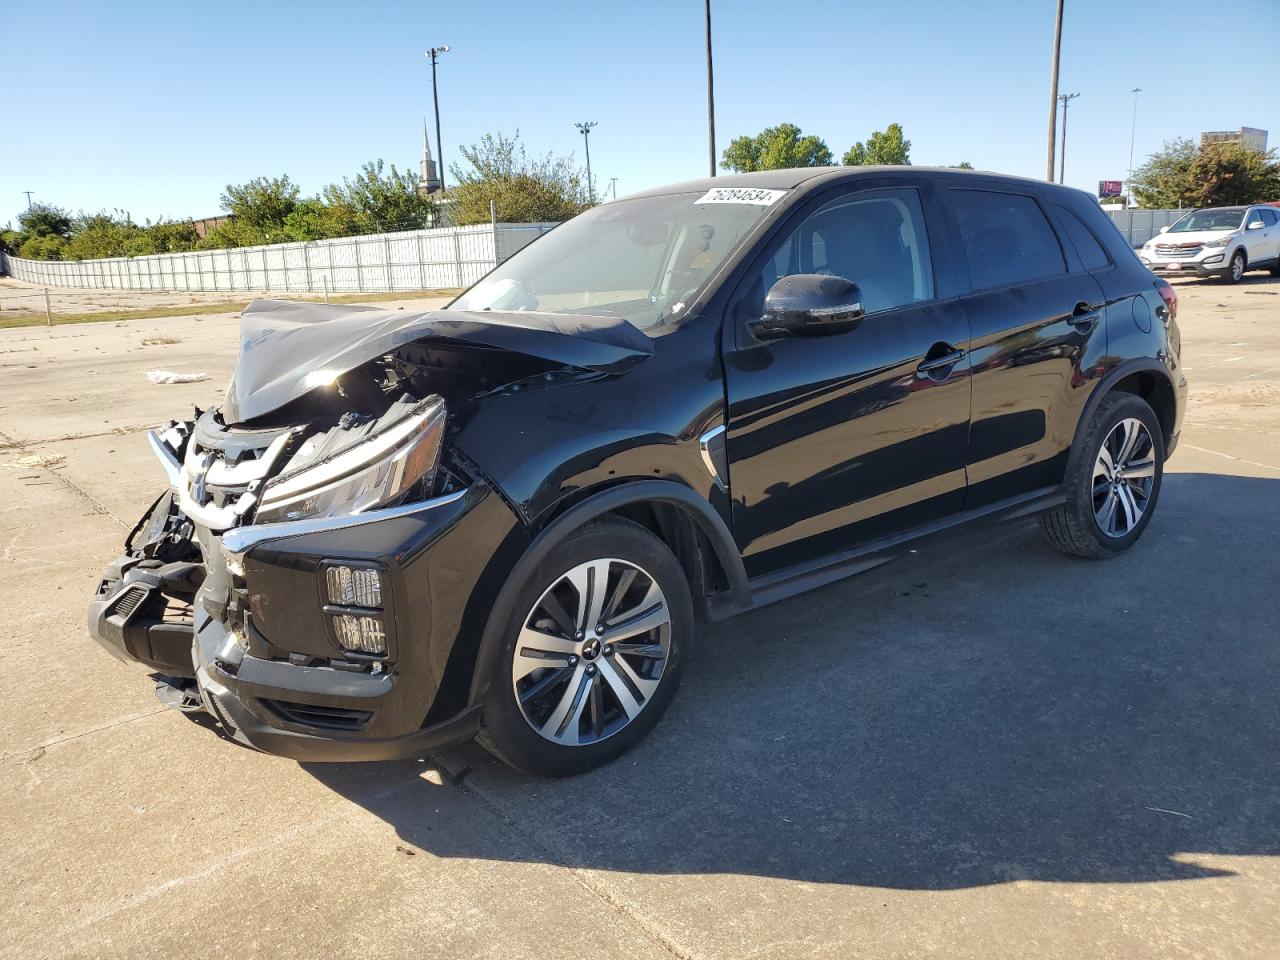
[511,558,672,746]
[1092,417,1156,539]
[1232,252,1245,282]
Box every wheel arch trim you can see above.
[1073,358,1177,456]
[468,480,749,706]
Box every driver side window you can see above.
[734,187,934,322]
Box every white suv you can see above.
[1140,205,1280,283]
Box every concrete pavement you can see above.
[1,280,1277,959]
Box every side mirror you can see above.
[1158,225,1170,234]
[751,274,865,339]
[1247,220,1265,231]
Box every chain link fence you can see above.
[0,222,558,294]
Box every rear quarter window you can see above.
[1053,204,1110,270]
[949,189,1066,290]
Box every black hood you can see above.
[223,299,655,424]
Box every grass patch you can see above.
[0,289,461,330]
[141,335,183,345]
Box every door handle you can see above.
[916,345,967,378]
[1068,301,1101,332]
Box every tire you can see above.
[1269,259,1280,278]
[1040,392,1165,559]
[1223,249,1247,283]
[478,517,693,776]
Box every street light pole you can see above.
[1058,92,1080,184]
[425,45,451,192]
[705,0,716,177]
[575,122,598,203]
[1045,0,1065,181]
[1126,87,1142,207]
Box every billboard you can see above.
[1098,180,1124,198]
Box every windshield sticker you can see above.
[695,187,786,206]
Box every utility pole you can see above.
[425,45,451,192]
[1045,0,1065,181]
[575,122,598,202]
[1058,92,1080,183]
[23,191,34,209]
[705,0,716,177]
[1126,87,1142,207]
[608,177,618,200]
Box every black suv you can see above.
[88,167,1187,776]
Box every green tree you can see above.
[720,123,833,172]
[63,210,138,260]
[324,159,435,233]
[18,203,72,240]
[448,131,590,225]
[953,161,975,170]
[843,123,911,166]
[1186,142,1280,207]
[1,226,23,254]
[1131,138,1197,208]
[18,234,68,260]
[216,175,301,243]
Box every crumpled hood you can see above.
[224,299,654,424]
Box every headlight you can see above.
[255,398,446,523]
[1203,234,1235,248]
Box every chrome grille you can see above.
[1154,244,1202,258]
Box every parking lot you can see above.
[1,275,1277,959]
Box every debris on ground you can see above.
[147,370,209,384]
[4,453,66,470]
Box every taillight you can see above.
[1155,279,1177,322]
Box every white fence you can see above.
[1105,209,1187,248]
[0,222,558,294]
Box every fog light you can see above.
[332,614,386,655]
[1203,254,1223,264]
[326,565,382,608]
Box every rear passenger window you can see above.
[1261,209,1278,226]
[1053,204,1110,270]
[950,190,1066,290]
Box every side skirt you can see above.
[720,485,1066,616]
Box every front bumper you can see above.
[1140,252,1231,276]
[89,481,526,762]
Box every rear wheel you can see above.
[1041,392,1165,559]
[478,518,693,776]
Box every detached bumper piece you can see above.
[87,557,202,677]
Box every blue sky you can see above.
[3,0,1278,229]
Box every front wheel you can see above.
[1223,249,1247,283]
[478,518,693,776]
[1041,392,1165,559]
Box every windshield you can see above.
[448,191,779,333]
[1167,208,1245,232]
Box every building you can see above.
[417,119,442,197]
[1200,127,1269,153]
[189,215,231,239]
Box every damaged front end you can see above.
[87,299,651,760]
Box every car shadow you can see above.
[305,471,1280,890]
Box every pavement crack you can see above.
[1,708,169,763]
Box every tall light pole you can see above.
[1045,0,1065,181]
[576,121,598,202]
[425,45,451,192]
[1058,92,1080,183]
[705,0,716,177]
[1126,87,1142,208]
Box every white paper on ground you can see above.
[147,370,209,384]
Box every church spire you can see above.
[419,117,441,195]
